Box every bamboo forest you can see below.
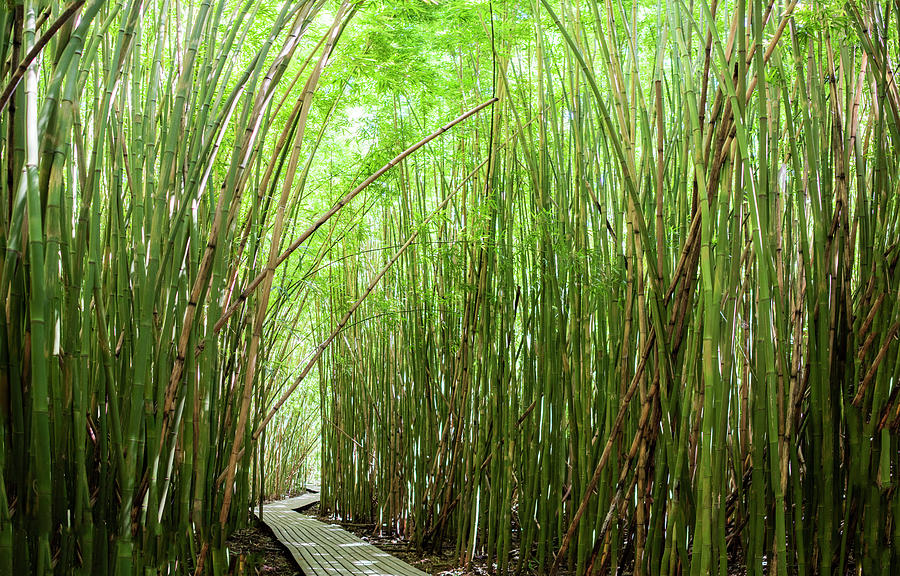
[2,0,900,574]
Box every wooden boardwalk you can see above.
[257,489,429,576]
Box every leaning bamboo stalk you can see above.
[221,160,490,480]
[162,0,319,430]
[0,0,86,113]
[219,1,351,527]
[213,97,499,332]
[550,331,655,576]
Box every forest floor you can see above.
[225,499,840,576]
[226,499,571,576]
[225,518,303,576]
[301,502,571,576]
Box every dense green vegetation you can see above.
[1,0,900,575]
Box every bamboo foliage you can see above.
[2,0,900,575]
[0,1,357,573]
[320,1,900,574]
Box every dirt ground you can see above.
[225,519,303,576]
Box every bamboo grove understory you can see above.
[1,0,899,575]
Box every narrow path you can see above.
[258,489,429,576]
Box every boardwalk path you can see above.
[257,488,429,576]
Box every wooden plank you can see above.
[261,490,321,514]
[295,519,428,576]
[282,523,375,576]
[270,519,342,575]
[256,493,430,576]
[289,518,425,576]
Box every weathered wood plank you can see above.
[256,492,430,576]
[261,490,321,513]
